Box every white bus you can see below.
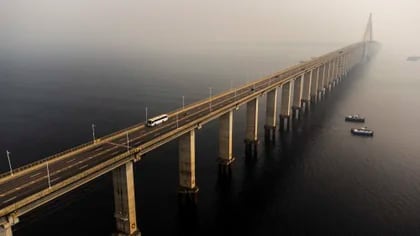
[147,114,169,127]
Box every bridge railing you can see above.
[0,141,94,179]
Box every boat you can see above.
[351,127,374,136]
[345,114,365,122]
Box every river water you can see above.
[1,42,420,235]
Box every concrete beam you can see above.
[264,88,277,141]
[112,161,139,236]
[218,111,234,165]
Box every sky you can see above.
[0,0,419,54]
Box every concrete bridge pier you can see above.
[0,214,18,236]
[325,61,333,94]
[318,64,326,101]
[301,70,312,114]
[244,98,259,158]
[310,95,317,105]
[300,100,310,115]
[264,89,277,142]
[291,75,303,120]
[332,59,338,85]
[333,58,341,87]
[112,161,140,236]
[218,111,235,173]
[0,224,12,236]
[178,130,199,203]
[333,79,338,88]
[279,81,293,132]
[317,89,323,102]
[344,55,349,76]
[310,67,319,105]
[341,55,347,79]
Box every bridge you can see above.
[0,15,377,236]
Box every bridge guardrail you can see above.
[0,141,94,180]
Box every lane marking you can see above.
[79,164,89,170]
[51,177,61,182]
[3,196,16,204]
[106,142,129,149]
[110,150,120,156]
[0,147,124,198]
[30,172,41,178]
[66,158,76,164]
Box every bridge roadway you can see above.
[0,42,364,221]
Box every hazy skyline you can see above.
[1,1,419,54]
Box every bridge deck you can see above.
[0,41,368,220]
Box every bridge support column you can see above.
[245,98,259,158]
[0,215,18,236]
[264,89,277,142]
[178,130,198,202]
[338,56,343,82]
[292,75,303,120]
[332,59,337,86]
[218,111,235,171]
[317,64,325,101]
[112,161,140,236]
[279,81,293,132]
[324,61,330,93]
[301,70,312,114]
[332,58,339,88]
[0,224,12,236]
[325,61,333,94]
[310,67,319,105]
[344,55,349,76]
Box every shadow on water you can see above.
[176,199,199,236]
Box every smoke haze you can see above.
[1,1,419,54]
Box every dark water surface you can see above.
[1,43,420,235]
